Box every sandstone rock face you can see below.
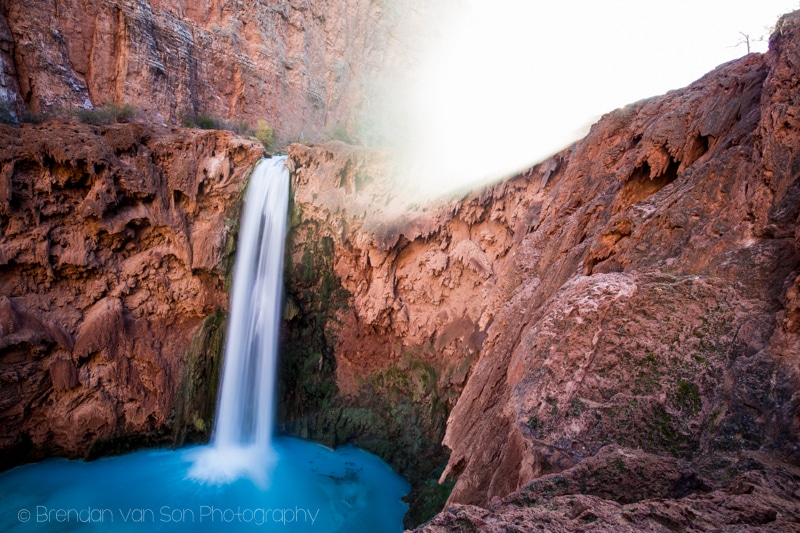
[283,12,800,529]
[0,120,262,466]
[0,0,436,142]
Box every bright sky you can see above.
[391,0,798,197]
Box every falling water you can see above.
[188,156,289,485]
[0,155,411,532]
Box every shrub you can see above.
[75,102,136,125]
[255,119,274,149]
[194,114,219,129]
[180,110,277,148]
[18,108,50,124]
[181,111,220,130]
[181,111,252,135]
[225,120,252,135]
[325,123,352,143]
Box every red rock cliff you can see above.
[0,0,436,142]
[283,12,800,529]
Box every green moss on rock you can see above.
[674,379,701,414]
[279,213,453,528]
[279,232,345,420]
[172,309,227,446]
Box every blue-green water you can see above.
[0,437,409,532]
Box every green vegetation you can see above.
[324,123,353,143]
[409,476,456,527]
[594,397,697,459]
[545,396,558,416]
[635,403,698,458]
[172,310,227,445]
[4,99,137,126]
[567,398,587,418]
[454,517,477,532]
[255,119,274,149]
[180,110,276,149]
[189,113,221,130]
[181,110,247,132]
[0,101,279,148]
[674,379,701,414]
[75,102,137,125]
[279,230,350,420]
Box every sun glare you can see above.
[387,0,798,199]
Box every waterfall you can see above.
[188,156,290,486]
[0,153,411,531]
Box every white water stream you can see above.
[189,156,289,485]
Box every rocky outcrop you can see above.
[281,12,800,529]
[0,119,263,467]
[416,447,800,532]
[0,0,442,142]
[432,14,800,510]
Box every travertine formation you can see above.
[0,120,262,466]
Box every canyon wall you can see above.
[0,0,439,143]
[0,120,263,467]
[282,12,800,530]
[0,3,799,530]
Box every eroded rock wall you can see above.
[437,35,800,506]
[0,120,263,466]
[0,0,437,142]
[282,12,800,528]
